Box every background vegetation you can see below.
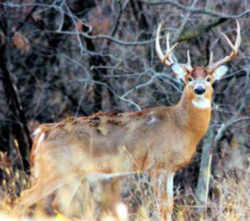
[0,0,249,220]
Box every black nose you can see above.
[194,86,205,95]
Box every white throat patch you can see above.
[192,96,211,109]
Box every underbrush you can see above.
[174,170,249,221]
[0,166,249,221]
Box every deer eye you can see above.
[188,77,193,82]
[206,76,211,82]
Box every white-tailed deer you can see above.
[15,20,241,220]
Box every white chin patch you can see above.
[192,96,211,109]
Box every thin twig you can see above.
[140,0,250,19]
[46,30,155,46]
[175,0,199,41]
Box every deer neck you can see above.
[175,88,212,140]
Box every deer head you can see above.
[156,20,241,109]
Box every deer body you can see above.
[32,91,210,178]
[16,21,240,220]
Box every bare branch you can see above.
[215,116,250,143]
[46,30,155,46]
[140,0,250,18]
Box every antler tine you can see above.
[155,23,165,62]
[155,22,178,66]
[221,20,241,55]
[183,50,192,71]
[209,51,214,66]
[207,20,241,73]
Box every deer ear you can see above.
[212,65,228,81]
[171,63,187,80]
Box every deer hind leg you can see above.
[14,174,77,216]
[52,176,87,218]
[87,176,123,219]
[54,174,126,219]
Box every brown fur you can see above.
[31,101,210,175]
[16,68,213,219]
[14,20,241,219]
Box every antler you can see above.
[207,20,241,73]
[155,23,192,71]
[155,23,178,66]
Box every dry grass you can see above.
[0,167,249,221]
[173,168,250,221]
[0,146,249,221]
